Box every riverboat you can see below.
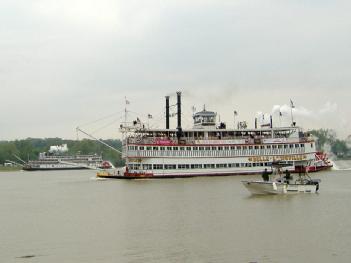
[97,92,321,179]
[23,144,112,171]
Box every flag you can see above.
[148,114,153,119]
[125,96,130,105]
[279,111,282,116]
[234,110,238,116]
[290,99,295,108]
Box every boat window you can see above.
[284,145,288,149]
[267,145,271,149]
[311,143,314,148]
[278,145,283,149]
[167,146,172,150]
[193,147,198,151]
[300,144,305,148]
[211,146,217,150]
[173,147,178,151]
[237,146,242,150]
[272,145,277,149]
[142,164,152,170]
[186,147,191,151]
[160,147,165,151]
[139,146,144,150]
[295,144,299,148]
[199,147,204,151]
[205,146,211,150]
[153,164,163,170]
[243,146,247,150]
[254,146,259,149]
[179,147,185,151]
[230,146,235,150]
[249,146,253,149]
[164,164,176,169]
[218,147,223,151]
[153,146,158,151]
[289,144,294,148]
[224,146,229,150]
[146,146,152,150]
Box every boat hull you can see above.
[96,169,273,179]
[23,166,89,171]
[242,181,319,195]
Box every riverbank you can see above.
[0,166,22,172]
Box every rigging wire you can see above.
[78,110,125,128]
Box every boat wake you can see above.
[330,160,351,171]
[90,176,107,181]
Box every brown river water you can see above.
[1,162,351,262]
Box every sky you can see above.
[1,0,350,140]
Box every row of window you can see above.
[128,143,312,151]
[127,162,293,170]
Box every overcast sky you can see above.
[1,0,350,140]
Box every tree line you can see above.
[0,138,124,166]
[309,129,350,158]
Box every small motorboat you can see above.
[242,163,321,195]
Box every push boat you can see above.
[97,92,330,179]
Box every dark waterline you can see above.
[1,167,351,262]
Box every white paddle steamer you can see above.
[98,92,319,179]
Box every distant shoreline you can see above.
[0,166,22,172]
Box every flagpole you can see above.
[124,96,128,127]
[279,110,282,127]
[290,99,295,126]
[233,110,238,129]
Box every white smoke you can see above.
[270,101,338,120]
[49,144,68,154]
[265,101,348,135]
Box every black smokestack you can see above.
[177,92,181,129]
[176,91,182,138]
[165,96,170,129]
[270,115,273,128]
[255,118,257,129]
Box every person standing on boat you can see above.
[262,168,269,181]
[284,169,292,184]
